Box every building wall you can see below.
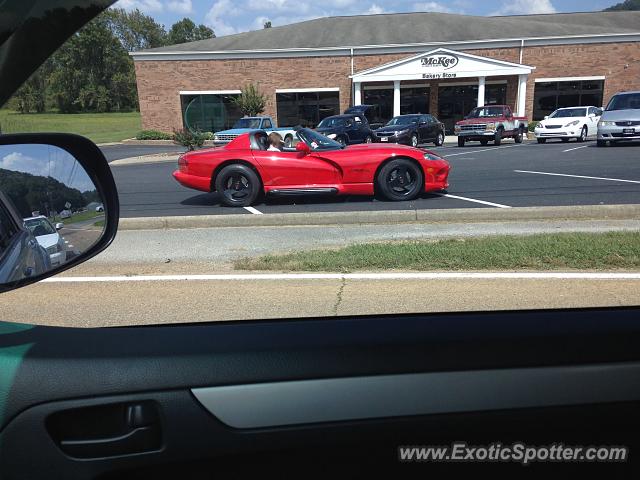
[134,41,640,132]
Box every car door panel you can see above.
[252,151,340,188]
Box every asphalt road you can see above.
[109,139,640,218]
[100,144,185,162]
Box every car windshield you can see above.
[24,218,56,236]
[549,108,587,118]
[385,116,419,126]
[466,107,504,118]
[317,117,348,128]
[606,93,640,111]
[233,118,262,129]
[296,128,343,150]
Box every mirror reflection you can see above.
[0,144,104,283]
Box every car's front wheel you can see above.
[376,159,423,201]
[336,136,346,146]
[434,132,444,146]
[365,135,373,143]
[597,139,608,147]
[537,138,546,144]
[215,164,261,207]
[577,126,587,142]
[410,134,419,148]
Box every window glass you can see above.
[263,119,272,129]
[181,94,242,133]
[533,80,604,120]
[0,201,19,256]
[362,87,393,127]
[400,87,429,115]
[276,91,339,128]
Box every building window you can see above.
[362,88,393,128]
[276,91,340,128]
[181,94,242,133]
[400,87,430,115]
[533,80,604,120]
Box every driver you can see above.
[267,132,283,151]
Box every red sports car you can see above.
[172,128,450,207]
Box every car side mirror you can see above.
[0,133,119,293]
[296,142,311,155]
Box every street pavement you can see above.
[100,144,185,162]
[108,139,640,218]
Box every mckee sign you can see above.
[420,54,459,70]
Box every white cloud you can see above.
[167,0,193,14]
[204,0,238,36]
[115,0,164,12]
[413,2,453,13]
[0,152,49,177]
[490,0,557,15]
[366,3,385,14]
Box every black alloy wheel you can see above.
[377,158,423,201]
[215,164,261,207]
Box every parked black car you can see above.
[315,114,374,145]
[374,114,445,147]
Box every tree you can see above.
[231,84,267,117]
[106,8,167,51]
[167,18,214,45]
[604,0,640,9]
[264,21,272,29]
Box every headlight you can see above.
[213,134,219,141]
[326,133,337,139]
[598,121,615,127]
[537,123,545,129]
[454,125,461,131]
[485,123,496,131]
[424,152,442,161]
[564,120,580,127]
[395,129,410,136]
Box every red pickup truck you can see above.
[454,105,528,147]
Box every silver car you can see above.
[597,91,640,146]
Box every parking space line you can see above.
[514,170,640,184]
[43,272,640,283]
[562,145,589,153]
[243,206,264,214]
[434,193,512,208]
[443,145,523,157]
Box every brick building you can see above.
[131,11,640,134]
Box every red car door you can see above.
[252,150,340,188]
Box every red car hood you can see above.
[455,117,506,126]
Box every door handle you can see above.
[48,402,161,459]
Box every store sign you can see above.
[420,53,459,79]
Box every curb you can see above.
[117,204,640,231]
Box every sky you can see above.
[115,0,619,38]
[0,145,97,193]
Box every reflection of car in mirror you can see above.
[23,215,66,267]
[173,128,450,207]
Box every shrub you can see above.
[173,128,206,150]
[202,131,214,140]
[136,130,173,140]
[231,84,266,117]
[528,121,539,132]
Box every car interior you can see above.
[1,2,640,479]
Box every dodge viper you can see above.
[172,128,450,207]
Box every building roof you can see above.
[139,11,640,54]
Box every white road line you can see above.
[42,272,640,283]
[562,145,589,153]
[443,145,523,157]
[243,206,263,215]
[514,170,640,184]
[434,193,512,209]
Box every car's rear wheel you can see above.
[597,139,608,147]
[376,159,423,201]
[494,129,502,146]
[410,134,418,148]
[215,164,261,207]
[537,138,546,144]
[480,139,488,146]
[514,128,523,143]
[434,132,444,146]
[577,126,587,142]
[365,135,373,143]
[457,137,465,147]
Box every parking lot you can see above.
[108,140,640,218]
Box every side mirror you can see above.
[296,142,311,155]
[0,134,119,293]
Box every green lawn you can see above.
[0,109,141,144]
[235,232,640,272]
[53,210,103,225]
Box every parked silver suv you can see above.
[597,91,640,147]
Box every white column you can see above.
[354,82,362,106]
[477,76,486,107]
[393,80,401,117]
[517,74,528,117]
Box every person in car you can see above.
[267,132,283,151]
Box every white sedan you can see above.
[535,106,602,143]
